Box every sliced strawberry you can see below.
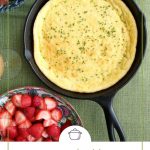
[23,107,35,121]
[18,120,32,129]
[53,135,60,141]
[27,135,36,141]
[36,137,43,141]
[0,111,11,119]
[39,99,47,110]
[32,96,43,107]
[0,107,3,113]
[0,0,9,5]
[61,120,72,132]
[3,137,13,142]
[0,130,6,137]
[21,94,32,108]
[44,97,57,111]
[28,123,44,139]
[42,130,49,138]
[0,111,11,130]
[15,111,26,125]
[5,101,16,116]
[46,124,61,139]
[12,94,22,107]
[44,138,52,142]
[51,108,63,122]
[10,120,17,127]
[18,128,29,139]
[36,110,51,120]
[35,108,40,116]
[16,136,26,141]
[6,126,17,139]
[43,119,57,127]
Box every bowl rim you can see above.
[0,0,24,13]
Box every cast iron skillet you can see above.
[24,0,147,141]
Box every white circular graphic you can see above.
[59,126,91,143]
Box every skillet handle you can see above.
[94,96,126,141]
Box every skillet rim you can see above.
[24,0,147,99]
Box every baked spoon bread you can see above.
[33,0,137,93]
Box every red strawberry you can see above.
[15,111,26,125]
[3,137,13,142]
[0,107,3,113]
[46,124,60,139]
[23,107,35,121]
[0,130,6,137]
[18,120,32,129]
[44,97,57,111]
[0,0,9,5]
[61,120,72,132]
[36,137,43,141]
[16,136,26,141]
[35,108,40,114]
[36,110,51,120]
[18,128,29,139]
[12,94,22,107]
[5,101,16,116]
[44,138,52,142]
[53,135,60,141]
[0,111,11,130]
[32,96,43,107]
[0,119,11,131]
[21,94,32,108]
[28,123,44,139]
[6,126,17,139]
[51,108,63,122]
[43,119,57,127]
[27,135,36,141]
[42,130,49,138]
[0,111,11,119]
[39,99,47,110]
[10,120,16,127]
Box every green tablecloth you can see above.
[0,0,149,141]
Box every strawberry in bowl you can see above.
[0,0,24,13]
[0,87,82,142]
[0,0,9,5]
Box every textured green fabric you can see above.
[0,0,149,141]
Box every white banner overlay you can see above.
[143,142,150,150]
[0,142,8,150]
[0,142,143,150]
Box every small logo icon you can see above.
[68,128,82,140]
[59,126,91,142]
